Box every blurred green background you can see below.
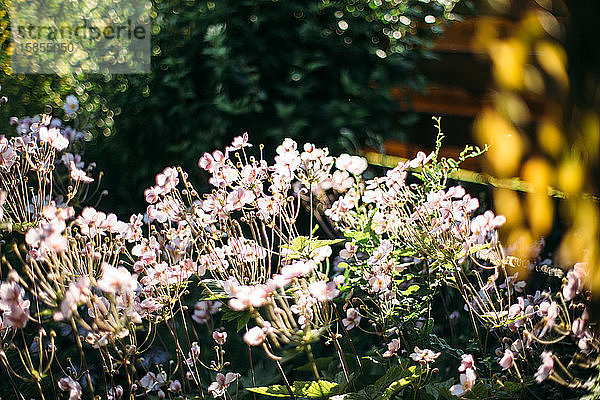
[0,0,459,216]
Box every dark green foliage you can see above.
[83,0,453,216]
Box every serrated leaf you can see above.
[237,312,251,332]
[247,380,340,398]
[199,279,227,300]
[501,381,524,394]
[284,236,309,253]
[363,365,423,400]
[308,238,344,251]
[221,306,251,332]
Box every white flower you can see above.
[449,368,476,397]
[63,95,79,115]
[39,126,69,151]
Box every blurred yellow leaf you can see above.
[522,157,553,191]
[535,41,568,88]
[537,119,564,158]
[489,38,528,90]
[558,157,584,194]
[494,188,523,227]
[475,109,523,177]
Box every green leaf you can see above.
[247,380,340,398]
[281,236,344,259]
[308,238,345,251]
[221,307,252,331]
[237,312,251,332]
[362,365,423,400]
[283,236,310,253]
[401,284,420,296]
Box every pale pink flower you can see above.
[267,274,291,290]
[273,138,301,177]
[409,347,440,363]
[76,207,106,236]
[458,354,475,372]
[368,274,391,292]
[25,219,68,254]
[342,308,361,330]
[227,132,252,152]
[563,263,586,301]
[499,348,514,370]
[382,338,401,357]
[186,342,201,365]
[144,186,162,203]
[222,277,240,296]
[69,161,93,182]
[155,167,179,193]
[538,301,559,337]
[125,214,144,242]
[58,376,82,400]
[169,380,182,392]
[448,310,460,326]
[39,126,69,151]
[54,277,91,321]
[97,263,137,294]
[139,297,164,314]
[108,385,124,400]
[572,317,587,337]
[446,185,466,198]
[102,213,128,235]
[310,245,332,263]
[408,151,434,169]
[335,154,368,175]
[339,242,357,259]
[308,280,339,302]
[0,280,30,329]
[243,326,266,346]
[213,331,227,345]
[221,165,240,185]
[199,152,216,172]
[147,198,182,223]
[139,372,157,392]
[449,368,476,397]
[42,203,74,221]
[328,170,354,192]
[225,187,255,211]
[470,210,506,237]
[281,260,316,280]
[228,285,269,311]
[192,300,221,324]
[0,138,16,169]
[534,351,554,382]
[208,372,239,398]
[367,240,393,265]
